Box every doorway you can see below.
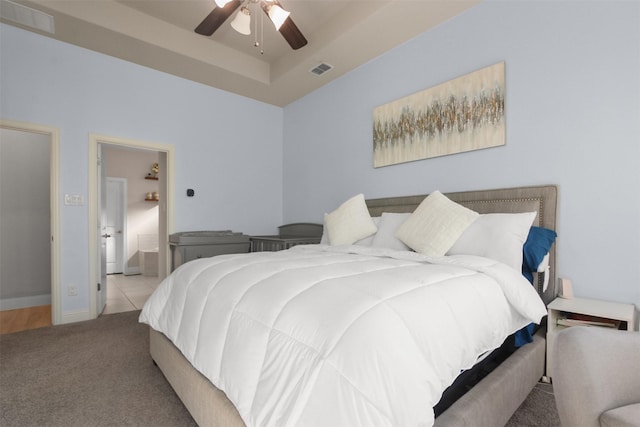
[102,147,158,314]
[88,134,174,319]
[0,119,61,328]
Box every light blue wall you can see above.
[1,24,284,315]
[283,1,640,310]
[2,1,639,317]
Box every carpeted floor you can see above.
[0,311,560,426]
[0,311,196,427]
[505,382,560,427]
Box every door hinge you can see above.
[97,283,101,291]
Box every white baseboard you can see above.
[0,294,51,311]
[125,266,141,276]
[60,309,91,324]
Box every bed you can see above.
[140,185,558,427]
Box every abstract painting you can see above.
[373,62,505,167]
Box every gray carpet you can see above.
[0,311,196,427]
[505,382,561,427]
[0,311,560,426]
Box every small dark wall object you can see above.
[187,189,195,197]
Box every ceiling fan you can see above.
[195,0,308,50]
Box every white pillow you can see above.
[447,212,537,271]
[320,228,329,244]
[371,212,411,251]
[320,216,381,245]
[396,191,479,256]
[355,216,381,246]
[323,194,378,245]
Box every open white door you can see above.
[105,178,126,274]
[96,145,107,315]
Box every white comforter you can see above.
[139,245,546,427]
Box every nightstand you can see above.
[250,223,322,252]
[546,297,637,380]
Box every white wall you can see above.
[0,24,284,319]
[283,1,640,310]
[2,1,638,320]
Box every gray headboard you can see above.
[366,185,558,305]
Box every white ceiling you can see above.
[1,0,481,106]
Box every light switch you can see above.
[64,194,84,205]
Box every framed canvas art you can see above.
[373,62,505,167]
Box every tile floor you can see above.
[103,273,162,315]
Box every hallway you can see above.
[103,274,161,315]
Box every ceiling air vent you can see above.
[310,62,333,76]
[0,0,55,34]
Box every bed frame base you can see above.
[151,328,545,427]
[434,330,546,426]
[150,328,241,426]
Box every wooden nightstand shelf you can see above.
[546,297,637,380]
[250,223,322,252]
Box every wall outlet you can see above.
[67,285,78,296]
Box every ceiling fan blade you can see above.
[260,0,308,50]
[279,17,308,50]
[195,0,242,36]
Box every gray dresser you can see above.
[169,230,250,271]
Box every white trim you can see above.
[88,133,175,319]
[0,119,61,325]
[0,294,51,311]
[125,266,141,276]
[60,309,91,325]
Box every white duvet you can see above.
[139,245,546,427]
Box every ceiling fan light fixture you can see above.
[195,0,307,51]
[230,6,251,35]
[267,4,289,31]
[214,0,233,7]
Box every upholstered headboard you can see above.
[366,185,558,304]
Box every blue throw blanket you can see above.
[515,226,557,346]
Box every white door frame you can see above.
[88,134,174,319]
[0,119,61,325]
[97,143,108,314]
